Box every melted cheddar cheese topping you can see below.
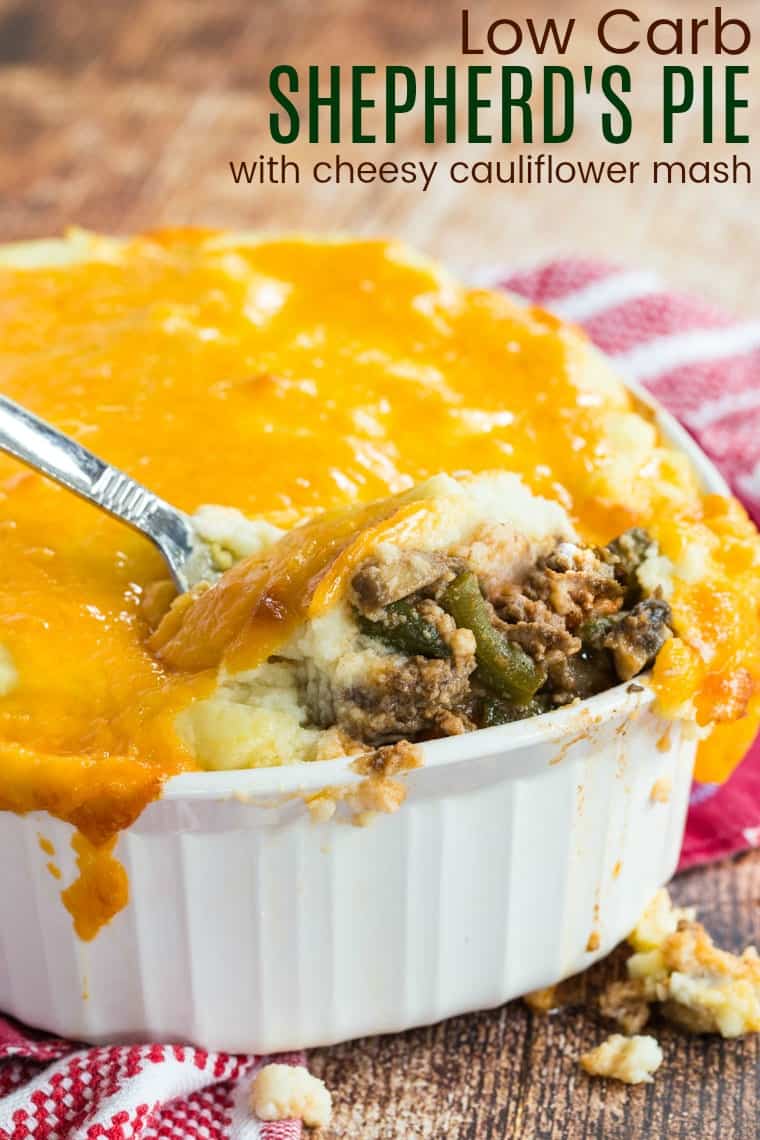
[0,230,758,938]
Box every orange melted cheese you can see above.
[0,230,758,937]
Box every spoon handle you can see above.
[0,394,202,591]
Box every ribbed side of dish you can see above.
[0,700,694,1052]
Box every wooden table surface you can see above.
[1,1,758,1135]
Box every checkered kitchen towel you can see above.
[0,1026,306,1138]
[1,261,759,1137]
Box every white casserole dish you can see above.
[0,369,725,1053]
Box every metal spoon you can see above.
[0,394,216,592]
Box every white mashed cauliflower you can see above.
[580,1034,663,1084]
[250,1063,332,1129]
[192,504,283,568]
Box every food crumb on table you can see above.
[545,886,760,1089]
[580,1033,663,1084]
[620,888,760,1037]
[250,1063,332,1129]
[596,888,760,1039]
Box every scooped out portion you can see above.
[149,472,674,770]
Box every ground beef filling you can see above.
[330,528,672,745]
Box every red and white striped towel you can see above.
[1,260,758,1138]
[0,1026,306,1139]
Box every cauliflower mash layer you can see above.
[164,472,674,769]
[0,229,758,938]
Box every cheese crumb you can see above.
[649,776,672,804]
[250,1063,332,1129]
[307,794,337,824]
[523,985,560,1014]
[580,1034,663,1084]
